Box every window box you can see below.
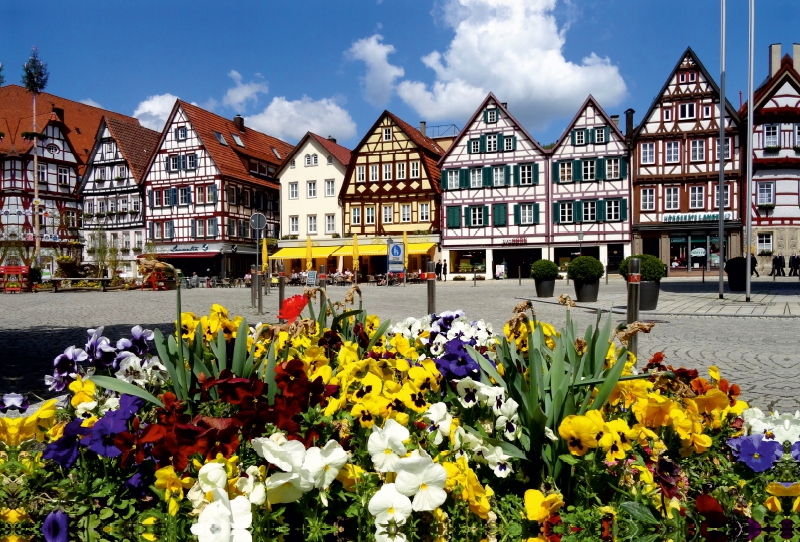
[764,146,781,153]
[331,233,341,238]
[757,203,775,210]
[114,176,125,181]
[132,246,143,253]
[82,213,93,219]
[793,146,800,153]
[758,249,773,256]
[86,247,96,254]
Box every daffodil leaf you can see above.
[88,375,163,407]
[263,340,278,405]
[620,501,660,525]
[232,317,249,376]
[467,345,505,388]
[332,310,362,335]
[558,453,579,466]
[153,329,185,400]
[588,347,629,412]
[364,319,391,354]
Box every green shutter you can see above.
[483,111,489,124]
[191,219,196,238]
[483,167,492,187]
[620,157,628,179]
[447,206,460,228]
[513,165,520,186]
[620,198,628,221]
[597,199,606,221]
[459,168,468,189]
[533,203,540,224]
[572,160,582,182]
[552,161,559,183]
[604,127,610,143]
[480,135,486,153]
[483,206,488,226]
[497,134,504,152]
[573,200,583,223]
[514,204,521,225]
[504,165,511,186]
[466,139,472,154]
[492,203,507,226]
[570,131,576,145]
[511,136,517,150]
[464,207,472,227]
[552,202,560,224]
[596,158,606,181]
[533,162,539,185]
[440,169,448,190]
[586,129,592,144]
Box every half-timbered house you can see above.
[549,95,631,270]
[338,111,444,276]
[438,94,548,278]
[142,101,293,278]
[80,117,160,278]
[0,85,138,271]
[739,44,800,273]
[631,47,743,272]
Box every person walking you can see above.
[750,251,759,277]
[778,252,787,276]
[789,252,799,277]
[769,254,778,276]
[442,260,448,281]
[435,260,442,281]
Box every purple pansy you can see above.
[728,434,783,472]
[791,441,800,462]
[108,394,144,422]
[435,338,480,380]
[116,325,154,357]
[82,414,128,458]
[47,346,88,391]
[0,393,29,413]
[85,327,117,369]
[43,419,91,468]
[42,510,69,542]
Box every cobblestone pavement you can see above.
[2,276,798,412]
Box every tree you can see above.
[21,46,49,264]
[0,62,5,86]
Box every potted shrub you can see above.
[725,256,747,292]
[530,259,559,297]
[619,254,666,310]
[566,256,604,302]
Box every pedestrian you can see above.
[442,260,448,281]
[770,254,778,276]
[750,251,759,277]
[790,252,799,277]
[778,252,787,276]
[435,260,442,281]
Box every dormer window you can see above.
[104,142,113,154]
[689,72,697,82]
[383,127,392,141]
[485,109,498,123]
[213,131,228,146]
[679,73,686,83]
[176,126,188,140]
[231,134,244,147]
[272,147,281,159]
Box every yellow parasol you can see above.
[261,238,268,272]
[403,231,408,270]
[306,236,313,271]
[352,234,359,272]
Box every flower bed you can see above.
[0,290,789,541]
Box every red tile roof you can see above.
[104,117,161,183]
[739,54,800,117]
[0,84,139,174]
[308,133,352,166]
[178,100,294,186]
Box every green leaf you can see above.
[153,329,185,400]
[231,317,249,376]
[588,347,630,411]
[467,345,506,388]
[98,508,114,520]
[620,501,660,525]
[217,329,228,373]
[332,310,362,335]
[558,453,580,466]
[633,535,661,542]
[364,319,391,354]
[87,375,163,407]
[464,426,528,460]
[263,341,278,405]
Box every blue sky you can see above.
[2,0,799,148]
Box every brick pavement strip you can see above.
[1,276,798,412]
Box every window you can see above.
[227,218,236,237]
[559,162,572,182]
[796,124,800,146]
[486,134,498,152]
[690,186,704,209]
[86,200,94,214]
[757,182,775,204]
[242,190,250,207]
[520,164,533,185]
[465,168,478,188]
[765,125,779,147]
[187,154,197,169]
[290,159,296,168]
[370,165,378,181]
[679,73,686,83]
[666,141,680,163]
[307,181,317,198]
[691,140,705,162]
[132,197,140,212]
[109,199,117,213]
[238,219,249,238]
[305,154,311,166]
[179,187,189,205]
[703,105,711,119]
[357,166,365,182]
[352,207,361,225]
[758,233,773,253]
[575,131,585,145]
[105,142,114,154]
[470,207,484,226]
[410,161,420,178]
[289,182,298,199]
[58,166,68,185]
[607,158,620,179]
[383,163,392,181]
[716,137,731,160]
[583,201,597,222]
[486,109,497,123]
[213,131,228,145]
[606,199,621,221]
[97,166,106,181]
[154,222,162,240]
[153,190,162,208]
[170,155,181,171]
[448,170,459,190]
[98,200,106,214]
[689,72,697,82]
[65,211,77,228]
[520,203,535,225]
[383,127,392,141]
[272,147,281,159]
[289,216,299,235]
[679,103,696,120]
[207,218,216,238]
[559,202,573,224]
[383,205,393,224]
[664,108,672,121]
[135,232,142,249]
[397,162,406,179]
[641,188,655,211]
[493,166,505,186]
[116,165,126,178]
[312,154,318,166]
[197,219,205,238]
[231,134,244,147]
[665,187,680,210]
[325,179,335,197]
[307,215,317,234]
[325,214,336,233]
[715,184,730,208]
[401,204,411,223]
[420,203,430,222]
[641,142,655,164]
[196,186,206,204]
[176,126,187,140]
[327,155,333,165]
[365,207,375,225]
[504,136,513,151]
[120,198,128,212]
[470,140,480,154]
[38,164,47,182]
[582,160,595,181]
[595,128,605,143]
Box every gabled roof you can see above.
[740,54,800,117]
[274,132,352,178]
[384,112,444,156]
[550,95,627,152]
[169,100,294,186]
[633,47,741,139]
[0,84,139,174]
[103,117,161,183]
[437,92,546,166]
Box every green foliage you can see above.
[566,256,604,282]
[618,254,666,281]
[28,266,42,284]
[530,259,560,281]
[21,46,49,93]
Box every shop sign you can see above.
[501,237,529,245]
[663,211,732,223]
[690,248,707,257]
[670,237,687,243]
[170,244,210,253]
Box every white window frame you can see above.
[665,141,680,163]
[795,124,800,146]
[663,107,672,122]
[640,188,655,211]
[757,182,775,205]
[186,155,197,170]
[607,158,620,180]
[690,140,705,162]
[120,198,128,213]
[325,179,335,197]
[98,200,106,214]
[582,160,595,181]
[289,182,298,200]
[312,154,318,166]
[370,165,378,181]
[325,214,336,233]
[170,155,181,172]
[575,131,585,145]
[520,164,533,185]
[365,207,375,225]
[57,166,69,185]
[689,72,697,82]
[196,186,205,204]
[132,197,140,212]
[86,200,94,214]
[179,187,189,206]
[520,203,535,225]
[486,134,498,153]
[135,232,143,249]
[559,162,572,182]
[383,163,392,181]
[665,187,680,210]
[493,166,504,186]
[559,202,573,224]
[582,200,597,222]
[383,127,392,141]
[447,170,459,190]
[401,204,411,223]
[397,162,406,179]
[486,109,497,123]
[715,184,730,209]
[606,199,621,221]
[383,205,393,224]
[470,140,480,154]
[290,159,296,168]
[327,155,333,164]
[679,73,686,83]
[594,128,605,143]
[764,125,780,147]
[197,219,205,238]
[305,154,311,166]
[96,166,106,181]
[679,103,696,120]
[470,168,482,188]
[504,136,513,151]
[420,203,430,222]
[689,186,704,209]
[105,142,114,154]
[307,215,317,234]
[357,165,365,182]
[410,161,420,178]
[154,222,162,240]
[176,126,187,140]
[716,137,731,160]
[206,218,215,238]
[307,181,317,198]
[757,233,773,253]
[703,105,711,119]
[116,165,126,178]
[351,207,361,225]
[470,207,484,226]
[641,142,655,164]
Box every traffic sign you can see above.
[249,212,267,231]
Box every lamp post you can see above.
[578,231,584,256]
[387,238,393,287]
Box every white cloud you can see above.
[247,96,357,143]
[397,0,627,130]
[133,93,179,130]
[222,70,269,112]
[79,98,103,108]
[347,34,405,107]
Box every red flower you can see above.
[156,392,190,426]
[217,373,265,405]
[644,352,666,371]
[278,295,308,323]
[542,514,563,542]
[275,359,311,399]
[113,416,166,468]
[696,494,727,542]
[194,417,240,460]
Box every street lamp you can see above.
[386,238,393,287]
[577,231,584,256]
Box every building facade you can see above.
[439,94,548,278]
[740,44,800,272]
[631,47,743,272]
[80,117,160,277]
[549,96,632,270]
[142,101,292,278]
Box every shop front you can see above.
[146,242,260,280]
[445,245,543,279]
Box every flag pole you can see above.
[745,0,755,301]
[718,0,726,299]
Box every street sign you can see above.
[306,271,317,286]
[249,212,267,231]
[387,241,405,272]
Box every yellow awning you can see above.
[407,242,436,255]
[333,244,388,257]
[269,246,341,260]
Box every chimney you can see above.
[610,114,620,128]
[625,108,635,139]
[419,121,427,137]
[501,102,508,109]
[794,43,800,72]
[770,44,781,77]
[327,135,337,144]
[233,114,245,131]
[52,107,64,123]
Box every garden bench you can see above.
[53,277,113,292]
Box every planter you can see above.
[534,278,555,298]
[639,280,660,310]
[573,280,599,302]
[725,257,747,292]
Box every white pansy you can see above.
[455,377,485,408]
[236,466,266,505]
[744,409,800,444]
[198,462,229,493]
[544,427,558,442]
[75,401,97,417]
[483,445,514,478]
[190,488,252,542]
[98,396,119,415]
[252,433,306,472]
[494,398,520,441]
[429,334,448,356]
[303,440,349,489]
[368,483,412,528]
[368,419,410,473]
[187,482,209,510]
[115,353,149,387]
[480,386,506,412]
[394,451,448,511]
[264,472,304,504]
[423,403,453,446]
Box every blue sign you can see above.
[387,241,405,272]
[390,245,402,258]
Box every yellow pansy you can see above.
[154,466,194,502]
[766,482,800,497]
[179,312,200,341]
[524,489,564,523]
[69,375,96,408]
[765,496,783,513]
[351,402,380,428]
[408,360,442,393]
[708,365,721,383]
[336,464,366,491]
[0,508,28,524]
[558,415,601,456]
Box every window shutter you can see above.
[597,199,606,221]
[180,155,187,170]
[514,204,521,225]
[483,110,489,124]
[192,153,198,168]
[167,220,174,239]
[148,190,153,208]
[533,163,539,185]
[492,203,507,226]
[164,156,170,172]
[466,140,472,154]
[497,134,504,151]
[533,203,540,224]
[620,158,628,179]
[191,219,196,239]
[573,200,583,222]
[174,128,179,140]
[211,185,218,203]
[148,221,154,240]
[459,168,469,189]
[572,160,582,182]
[596,158,606,181]
[504,165,511,186]
[552,161,559,184]
[446,207,456,228]
[620,198,628,221]
[483,167,492,187]
[211,218,218,237]
[552,202,560,224]
[604,127,610,143]
[511,136,517,150]
[586,129,592,144]
[513,165,520,186]
[170,188,177,206]
[483,206,488,226]
[464,207,472,227]
[479,135,486,153]
[570,131,576,145]
[187,187,192,204]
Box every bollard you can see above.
[606,265,609,285]
[626,258,641,358]
[427,261,436,315]
[319,264,327,315]
[256,272,263,316]
[518,266,521,286]
[473,273,476,287]
[250,265,257,308]
[278,263,286,323]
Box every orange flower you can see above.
[278,295,309,324]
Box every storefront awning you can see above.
[269,246,340,260]
[332,244,388,257]
[407,242,436,255]
[156,252,222,259]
